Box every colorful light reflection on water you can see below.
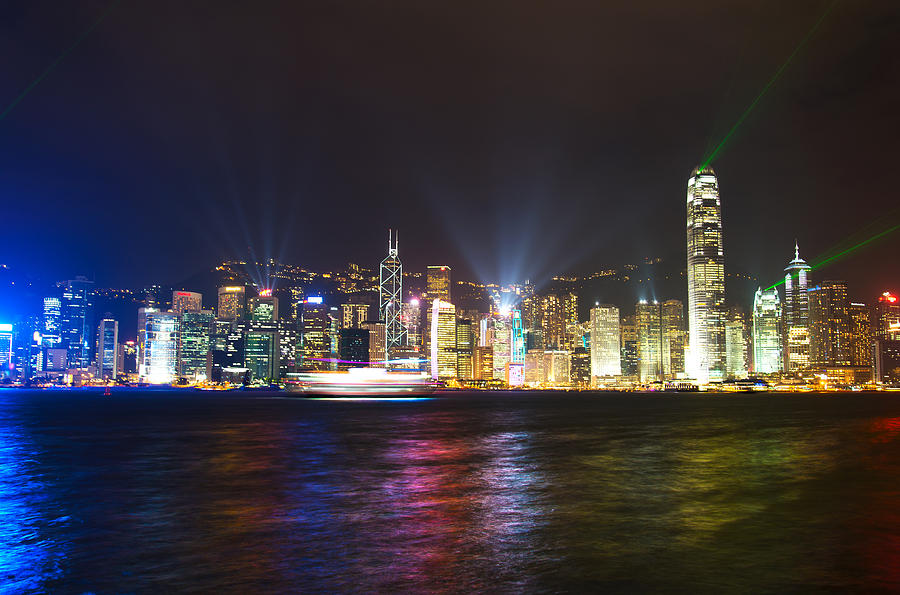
[0,390,899,591]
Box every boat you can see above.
[284,368,437,397]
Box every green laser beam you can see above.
[765,222,900,291]
[699,0,840,170]
[0,0,122,124]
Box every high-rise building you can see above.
[360,321,386,366]
[510,309,525,365]
[636,300,662,383]
[783,243,812,372]
[808,281,851,367]
[341,303,370,329]
[724,308,749,379]
[849,302,873,368]
[686,166,726,382]
[138,311,179,384]
[473,346,493,381]
[426,266,452,303]
[875,339,900,383]
[752,288,783,374]
[401,299,422,351]
[217,286,247,321]
[249,291,279,322]
[542,350,571,387]
[0,324,13,379]
[379,231,405,354]
[42,297,62,345]
[171,291,203,314]
[537,293,578,351]
[245,326,279,381]
[456,318,474,380]
[620,314,638,378]
[300,297,333,369]
[339,328,370,366]
[873,292,900,341]
[661,300,685,379]
[178,310,214,380]
[491,315,510,380]
[428,299,457,380]
[589,304,621,379]
[96,317,118,380]
[60,277,95,369]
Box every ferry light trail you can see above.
[698,0,839,171]
[766,222,900,291]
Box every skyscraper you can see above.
[491,315,510,380]
[808,281,851,367]
[426,266,452,303]
[872,292,900,341]
[428,299,457,380]
[379,231,405,354]
[60,277,95,369]
[341,303,370,329]
[752,288,783,374]
[724,308,749,379]
[661,299,686,379]
[537,292,578,351]
[456,318,474,380]
[138,310,179,384]
[217,286,247,321]
[589,304,621,379]
[636,300,662,383]
[686,166,725,382]
[96,317,118,380]
[178,310,214,380]
[849,302,872,368]
[620,314,638,378]
[172,291,203,314]
[783,243,812,372]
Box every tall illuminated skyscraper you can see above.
[783,243,811,372]
[636,300,662,383]
[849,302,872,367]
[217,286,247,321]
[589,304,621,378]
[808,281,851,367]
[60,277,95,369]
[686,166,725,382]
[96,317,118,380]
[138,310,179,384]
[428,299,457,380]
[660,299,685,379]
[724,308,749,379]
[426,266,452,303]
[178,310,214,380]
[379,231,405,354]
[752,288,783,374]
[873,292,900,340]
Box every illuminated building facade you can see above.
[849,302,873,367]
[178,310,213,380]
[570,347,590,387]
[752,288,783,374]
[724,308,749,379]
[875,339,900,383]
[360,321,386,366]
[686,166,726,382]
[60,277,95,369]
[808,281,851,367]
[783,243,811,372]
[510,309,525,364]
[42,297,61,345]
[537,292,578,351]
[542,350,571,387]
[491,315,510,380]
[661,300,685,379]
[341,303,370,329]
[873,292,900,341]
[402,299,422,351]
[249,293,279,322]
[426,266,452,303]
[217,285,247,321]
[456,318,473,380]
[473,346,493,381]
[300,298,332,368]
[636,300,662,383]
[96,318,118,380]
[428,299,457,380]
[339,328,369,366]
[620,314,638,378]
[379,231,405,354]
[138,310,179,384]
[0,324,13,378]
[589,304,621,378]
[172,291,202,314]
[245,327,278,381]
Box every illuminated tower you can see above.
[589,304,621,379]
[379,230,405,356]
[783,242,811,372]
[686,166,725,382]
[172,291,202,314]
[428,299,457,380]
[426,266,452,303]
[96,317,118,380]
[808,281,851,367]
[752,288,783,374]
[636,300,662,383]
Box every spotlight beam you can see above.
[0,0,122,124]
[698,0,839,170]
[765,222,900,291]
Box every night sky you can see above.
[2,0,899,301]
